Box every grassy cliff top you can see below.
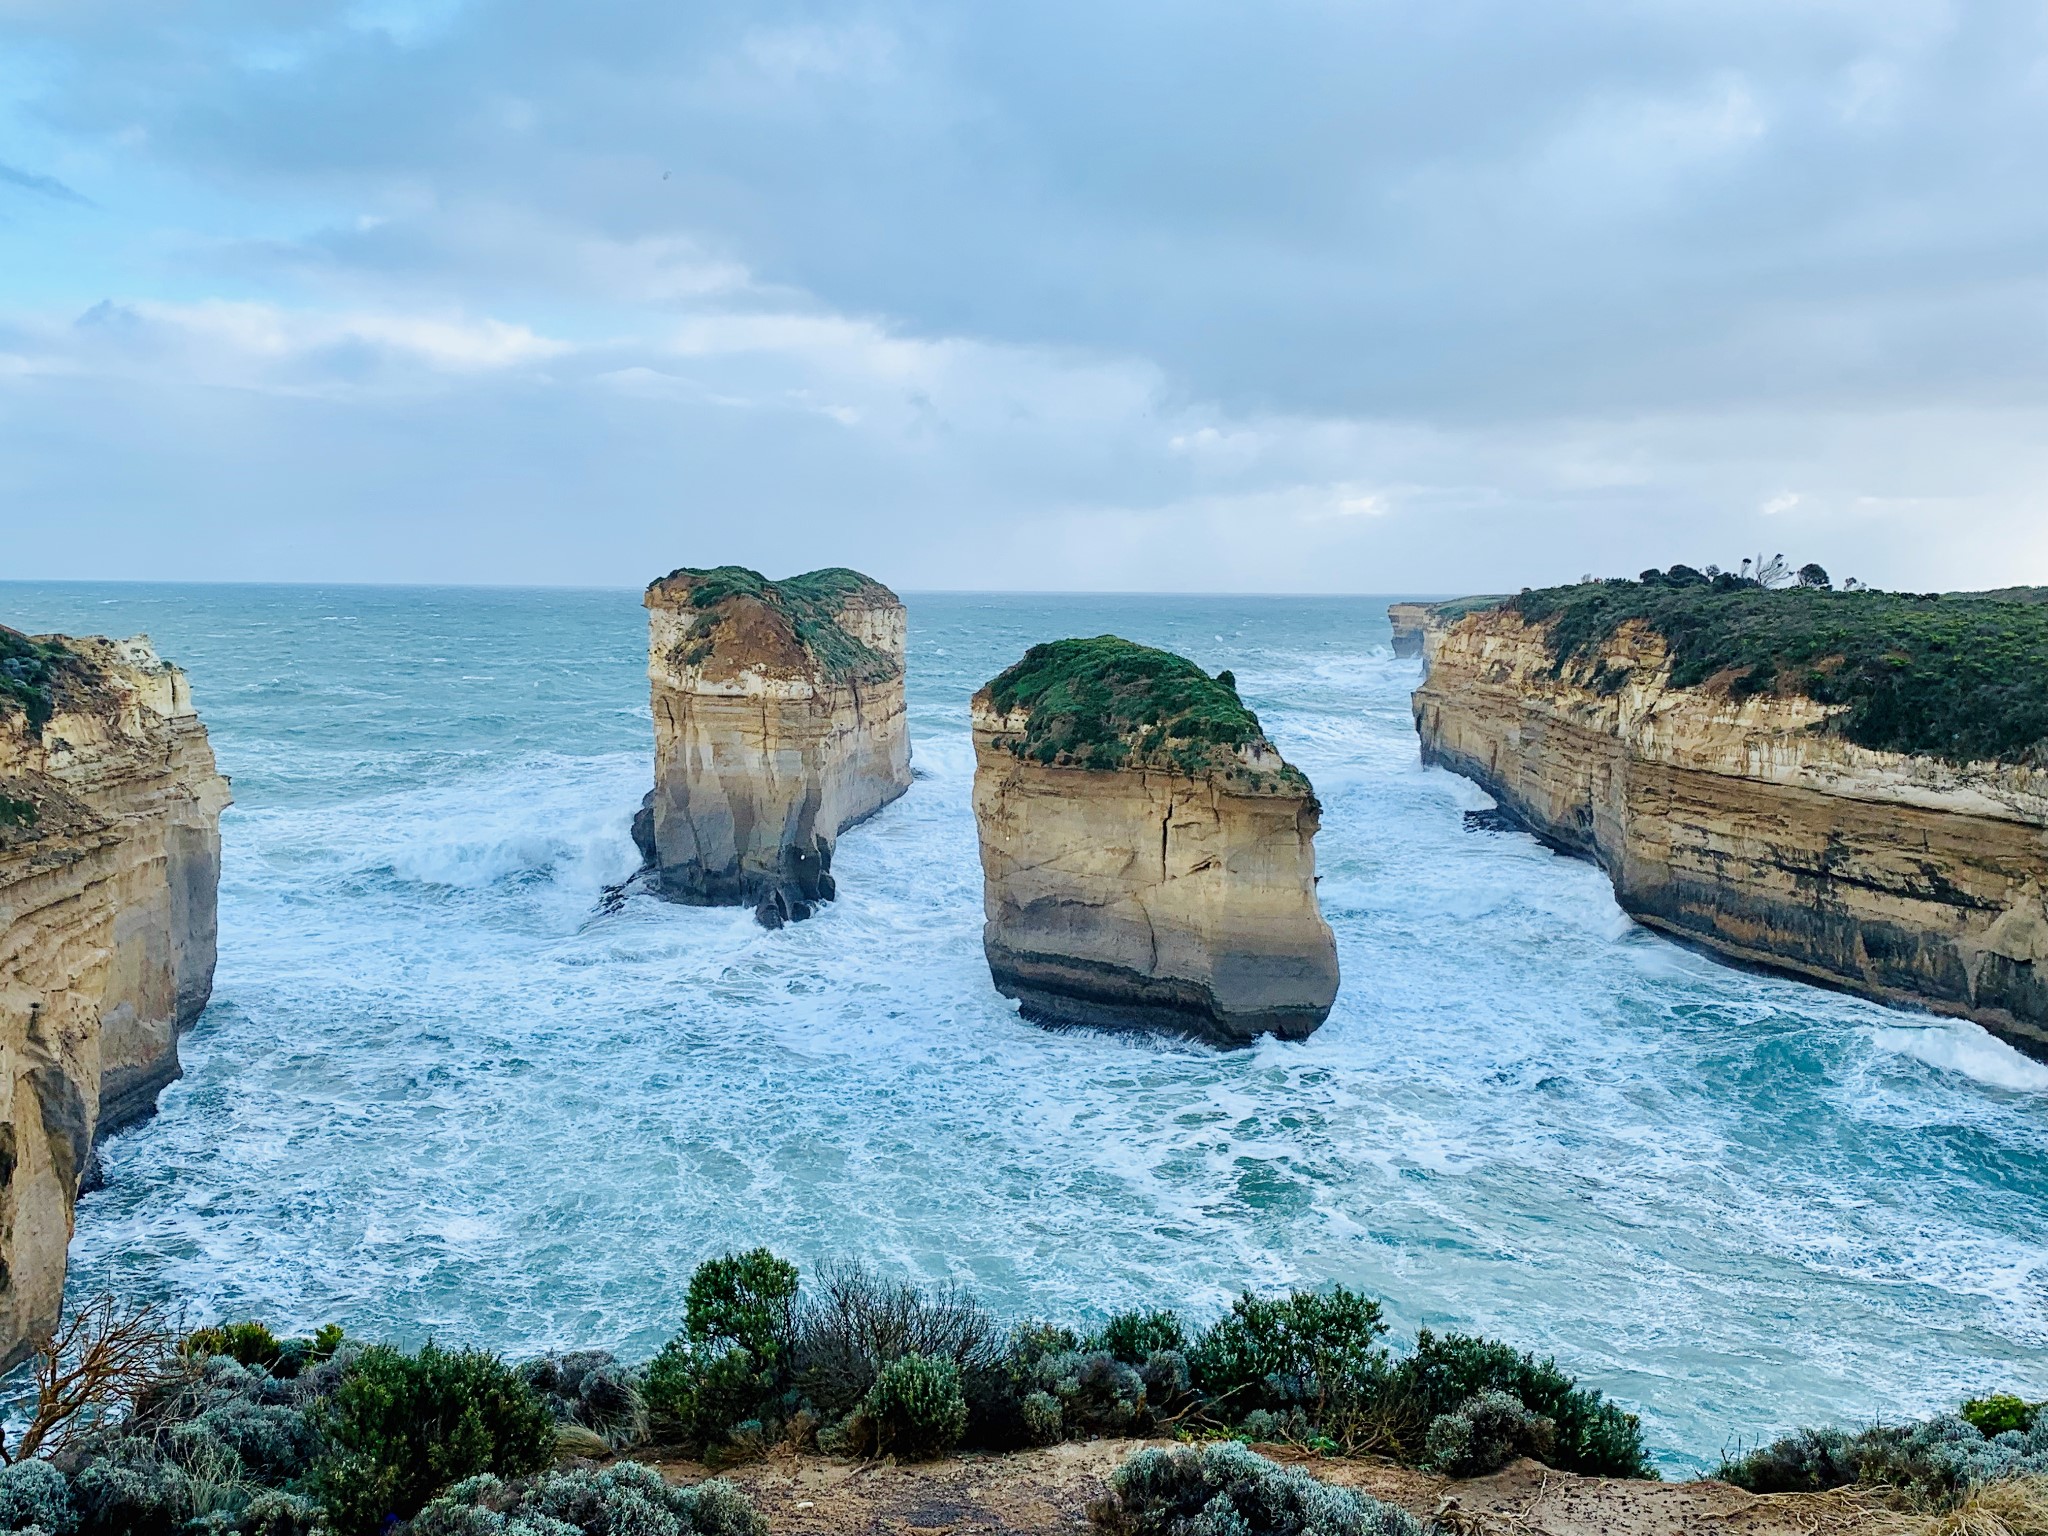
[0,625,73,732]
[981,635,1306,787]
[649,565,899,683]
[1508,579,2048,765]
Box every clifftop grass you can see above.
[0,625,71,732]
[983,636,1303,786]
[655,566,898,683]
[1508,582,2048,766]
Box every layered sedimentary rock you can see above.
[641,567,911,926]
[972,638,1338,1044]
[0,630,229,1365]
[1387,603,1436,659]
[1414,605,2048,1057]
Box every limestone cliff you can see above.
[1413,603,2048,1057]
[641,567,911,926]
[972,638,1338,1044]
[0,629,229,1365]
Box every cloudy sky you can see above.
[5,0,2046,592]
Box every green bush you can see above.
[518,1351,647,1450]
[1963,1395,2043,1438]
[1090,1442,1420,1536]
[643,1342,776,1457]
[1029,1352,1149,1439]
[1424,1391,1556,1476]
[69,1442,194,1536]
[1091,1310,1187,1366]
[307,1343,554,1535]
[182,1323,286,1372]
[685,1251,799,1363]
[1386,1331,1649,1478]
[1718,1413,2048,1505]
[789,1261,1003,1426]
[845,1353,969,1462]
[1191,1288,1388,1418]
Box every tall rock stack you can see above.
[0,629,229,1366]
[971,637,1339,1045]
[640,567,912,927]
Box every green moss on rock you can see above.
[655,566,898,683]
[1509,581,2048,766]
[982,636,1305,787]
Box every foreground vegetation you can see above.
[1720,1394,2048,1510]
[1508,570,2048,765]
[0,1255,1649,1536]
[983,636,1305,785]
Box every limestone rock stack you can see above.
[1413,601,2048,1058]
[971,637,1338,1044]
[0,628,229,1365]
[640,567,912,926]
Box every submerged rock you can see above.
[0,629,229,1366]
[971,637,1338,1045]
[642,566,911,926]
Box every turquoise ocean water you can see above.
[4,582,2046,1474]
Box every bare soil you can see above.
[653,1440,1915,1536]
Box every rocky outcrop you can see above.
[641,567,912,926]
[1388,603,1437,658]
[972,638,1338,1044]
[1413,606,2048,1057]
[0,630,229,1365]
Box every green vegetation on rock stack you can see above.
[0,625,71,732]
[986,635,1301,784]
[661,565,896,682]
[1510,581,2048,766]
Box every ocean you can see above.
[6,581,2046,1474]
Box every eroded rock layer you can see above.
[1413,606,2048,1056]
[0,631,229,1365]
[971,639,1337,1044]
[642,568,911,926]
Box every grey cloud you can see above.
[0,160,91,205]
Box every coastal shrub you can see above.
[1964,1396,2043,1438]
[642,1341,774,1458]
[1191,1288,1388,1420]
[182,1323,286,1372]
[238,1490,326,1536]
[307,1343,554,1535]
[1384,1331,1649,1479]
[69,1440,194,1536]
[1021,1392,1064,1447]
[1719,1413,2048,1505]
[517,1352,648,1450]
[836,1353,968,1462]
[1138,1350,1191,1411]
[1238,1408,1313,1444]
[0,628,70,732]
[788,1261,1002,1424]
[1089,1442,1421,1536]
[685,1251,798,1363]
[411,1463,764,1536]
[1029,1351,1148,1439]
[0,1458,77,1535]
[1092,1310,1187,1366]
[1423,1391,1556,1477]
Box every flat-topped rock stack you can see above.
[0,626,229,1366]
[971,637,1338,1045]
[639,567,912,927]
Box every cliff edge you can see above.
[1412,580,2048,1057]
[640,567,912,927]
[972,637,1338,1044]
[0,626,229,1366]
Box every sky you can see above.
[4,0,2047,593]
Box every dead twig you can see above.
[3,1295,175,1463]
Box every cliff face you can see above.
[1413,608,2048,1057]
[1387,603,1436,658]
[0,632,229,1365]
[641,568,912,926]
[971,640,1337,1044]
